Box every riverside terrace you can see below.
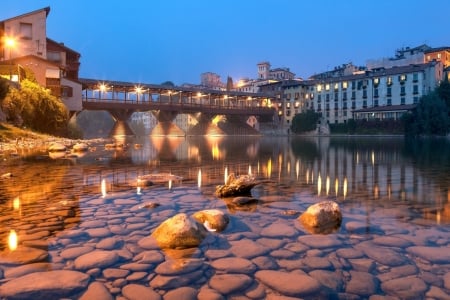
[79,78,277,135]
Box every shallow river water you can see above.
[0,135,449,299]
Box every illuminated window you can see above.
[399,74,407,82]
[387,77,393,86]
[427,55,431,61]
[342,81,348,89]
[325,84,330,91]
[437,53,441,59]
[317,84,322,92]
[373,78,379,86]
[334,83,339,90]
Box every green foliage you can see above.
[404,92,449,136]
[161,81,175,87]
[290,109,320,133]
[1,79,69,135]
[437,76,450,111]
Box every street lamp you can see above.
[5,37,15,80]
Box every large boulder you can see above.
[215,173,258,197]
[151,213,208,249]
[48,142,67,152]
[299,201,342,234]
[193,209,229,232]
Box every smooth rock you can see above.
[193,209,230,232]
[209,273,253,295]
[299,201,342,234]
[79,281,113,300]
[0,270,89,299]
[229,239,271,258]
[345,271,378,297]
[381,276,427,299]
[255,270,322,297]
[4,262,53,279]
[211,257,257,274]
[406,246,450,264]
[74,250,119,270]
[121,284,161,300]
[150,213,208,249]
[163,286,198,300]
[0,247,48,265]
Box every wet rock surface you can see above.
[0,161,449,299]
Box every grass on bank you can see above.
[0,122,52,142]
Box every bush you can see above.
[291,110,320,133]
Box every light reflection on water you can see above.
[0,135,449,297]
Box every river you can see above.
[0,135,449,299]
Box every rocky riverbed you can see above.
[0,178,449,299]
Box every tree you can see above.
[437,76,450,112]
[404,91,449,136]
[1,79,69,135]
[0,77,9,102]
[290,109,321,133]
[161,81,175,87]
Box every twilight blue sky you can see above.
[2,1,449,85]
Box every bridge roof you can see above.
[79,78,273,99]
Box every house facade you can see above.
[0,7,82,113]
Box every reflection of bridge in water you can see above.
[80,78,277,136]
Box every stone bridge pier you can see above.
[109,109,135,136]
[151,110,184,136]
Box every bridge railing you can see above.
[82,96,275,115]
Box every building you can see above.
[0,7,82,114]
[200,72,225,90]
[261,60,444,127]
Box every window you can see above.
[335,111,338,117]
[351,91,356,100]
[374,100,378,107]
[363,100,367,108]
[413,73,418,82]
[399,74,407,83]
[342,81,348,89]
[374,88,379,98]
[61,86,73,97]
[413,85,419,94]
[318,104,322,111]
[343,103,347,109]
[343,92,347,101]
[334,83,339,90]
[401,97,405,105]
[414,96,419,103]
[325,84,330,91]
[437,53,442,59]
[387,87,392,97]
[318,95,321,102]
[334,92,339,101]
[352,81,356,90]
[326,94,330,101]
[351,101,356,109]
[334,103,338,109]
[20,23,32,39]
[326,103,330,110]
[387,98,392,106]
[400,86,406,96]
[387,76,393,86]
[373,78,379,87]
[344,111,347,117]
[363,90,367,99]
[295,92,299,100]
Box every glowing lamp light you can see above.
[8,230,18,251]
[224,166,228,184]
[326,175,330,196]
[12,197,20,211]
[101,179,107,198]
[198,169,202,188]
[5,37,15,48]
[317,173,322,196]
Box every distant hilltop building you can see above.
[235,61,297,93]
[200,72,225,90]
[309,63,366,80]
[0,7,82,115]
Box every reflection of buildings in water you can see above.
[283,137,449,224]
